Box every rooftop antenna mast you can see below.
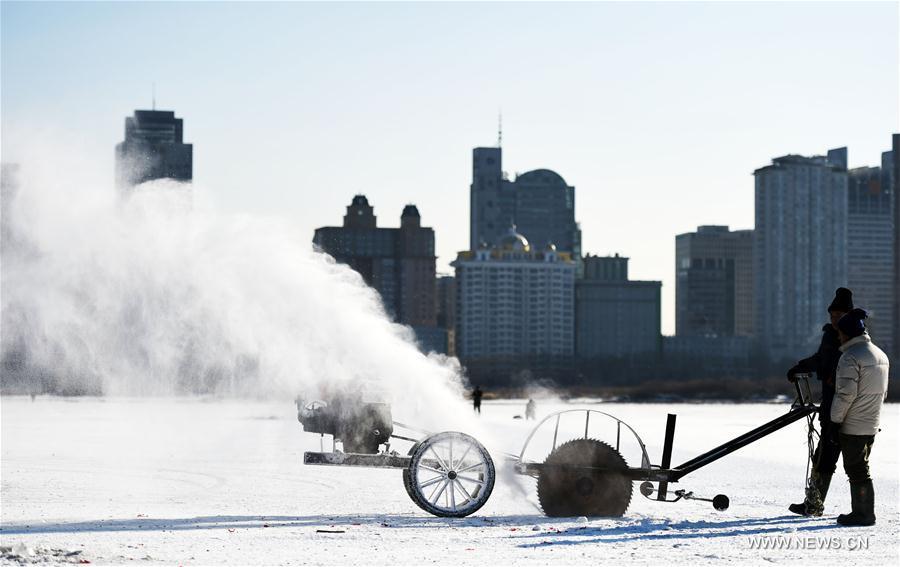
[497,110,503,148]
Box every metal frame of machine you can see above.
[299,375,819,518]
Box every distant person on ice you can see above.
[786,287,852,516]
[830,308,889,526]
[525,399,536,420]
[472,386,483,414]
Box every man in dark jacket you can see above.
[786,287,853,516]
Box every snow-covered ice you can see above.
[1,397,897,565]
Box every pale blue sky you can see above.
[3,1,898,334]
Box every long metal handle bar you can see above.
[670,403,817,480]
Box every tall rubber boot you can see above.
[789,472,832,517]
[837,480,876,526]
[808,473,832,516]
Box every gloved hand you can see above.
[786,364,803,382]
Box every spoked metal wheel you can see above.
[402,431,495,517]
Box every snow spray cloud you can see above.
[0,144,472,430]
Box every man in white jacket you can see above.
[830,308,890,527]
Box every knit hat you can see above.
[837,308,868,338]
[828,287,854,313]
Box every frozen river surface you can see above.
[1,397,897,565]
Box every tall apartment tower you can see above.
[675,226,754,337]
[893,134,900,362]
[313,196,443,351]
[847,161,894,356]
[469,147,581,260]
[452,226,575,359]
[115,110,193,191]
[754,148,848,360]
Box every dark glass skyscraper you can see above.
[675,225,754,337]
[576,254,661,359]
[115,110,193,191]
[892,134,900,362]
[847,161,894,356]
[469,147,580,258]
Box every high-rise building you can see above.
[675,226,753,337]
[469,147,581,260]
[115,109,193,191]
[436,275,457,356]
[893,134,900,362]
[314,196,443,351]
[452,226,575,359]
[847,163,894,355]
[754,148,848,360]
[470,147,510,250]
[882,134,900,362]
[576,254,661,358]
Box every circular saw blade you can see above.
[537,438,633,517]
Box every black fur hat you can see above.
[828,287,854,313]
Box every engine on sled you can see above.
[296,395,393,454]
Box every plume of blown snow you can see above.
[1,139,473,432]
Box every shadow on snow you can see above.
[514,515,843,547]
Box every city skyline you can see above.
[2,1,897,334]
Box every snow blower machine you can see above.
[298,375,819,518]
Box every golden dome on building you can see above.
[498,224,530,252]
